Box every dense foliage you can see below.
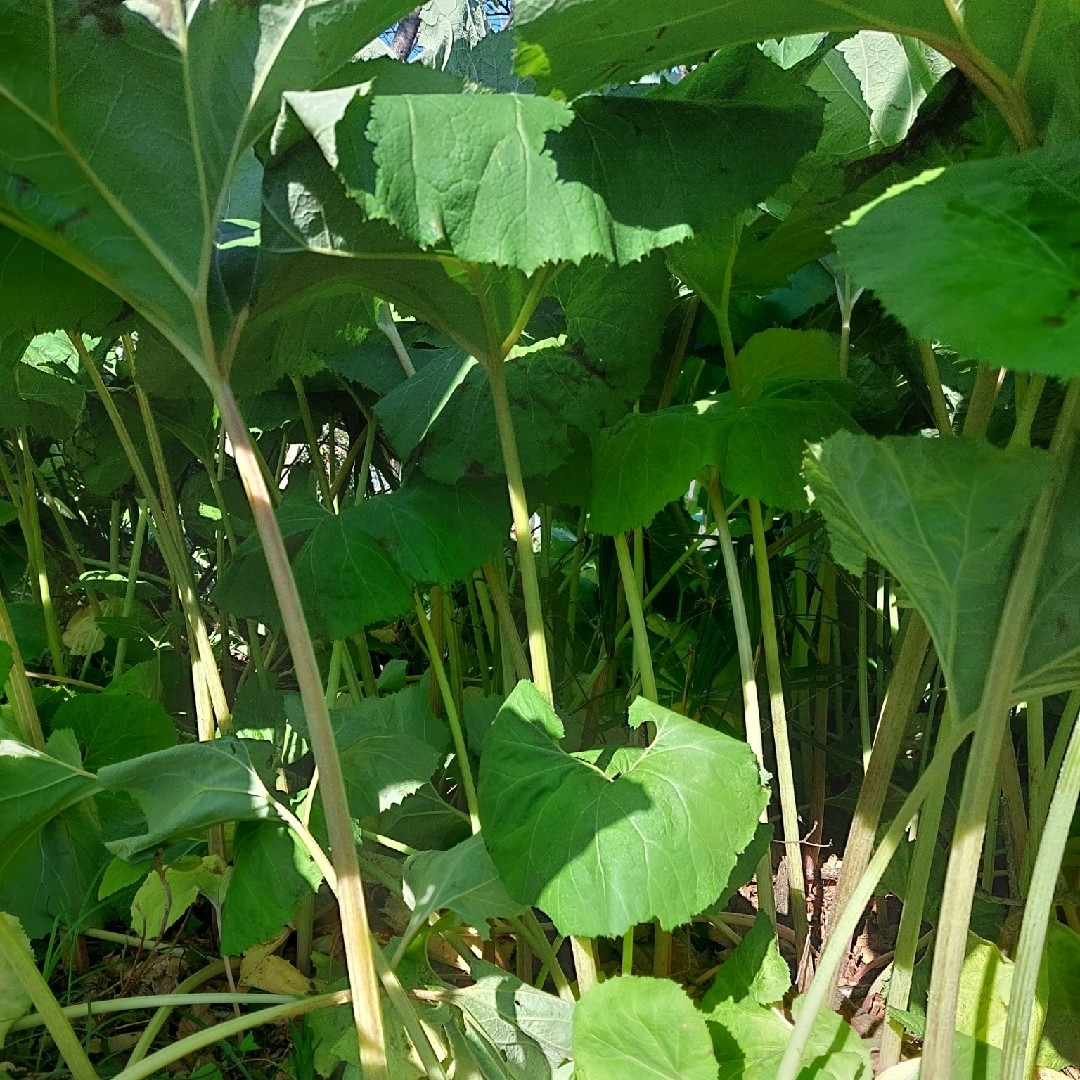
[0,2,1079,1079]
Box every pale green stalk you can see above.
[1000,697,1080,1080]
[922,380,1080,1075]
[213,377,387,1080]
[750,497,808,958]
[703,473,775,923]
[778,713,979,1080]
[484,356,551,702]
[112,499,149,680]
[613,532,657,702]
[918,340,954,436]
[0,914,98,1080]
[414,594,480,832]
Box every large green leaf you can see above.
[401,833,526,945]
[0,0,417,362]
[805,432,1053,719]
[294,478,508,638]
[98,738,278,862]
[0,737,100,875]
[833,144,1080,377]
[477,681,766,937]
[220,822,322,956]
[513,0,1073,118]
[572,977,717,1080]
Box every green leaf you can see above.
[1043,921,1080,1068]
[0,738,100,877]
[0,913,34,1044]
[401,833,526,946]
[478,682,767,937]
[130,859,205,941]
[98,738,278,862]
[702,912,790,1010]
[833,145,1080,377]
[572,976,716,1080]
[708,996,871,1079]
[443,960,575,1075]
[324,682,447,818]
[729,329,842,404]
[513,0,1068,118]
[220,822,321,956]
[50,693,177,772]
[0,0,419,361]
[1014,452,1080,700]
[805,432,1054,719]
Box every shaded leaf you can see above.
[478,682,766,937]
[402,833,526,945]
[99,738,278,862]
[702,912,790,1010]
[50,693,177,772]
[805,432,1053,719]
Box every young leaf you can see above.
[477,681,767,937]
[220,822,321,957]
[98,738,278,862]
[805,432,1053,719]
[401,833,526,945]
[573,976,716,1080]
[702,912,791,1010]
[833,144,1080,377]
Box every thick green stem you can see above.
[112,499,149,680]
[918,341,954,436]
[213,377,388,1080]
[1000,697,1080,1080]
[750,497,808,957]
[704,473,774,923]
[923,380,1080,1075]
[484,358,551,702]
[0,914,98,1080]
[613,532,657,702]
[481,561,531,684]
[414,594,480,832]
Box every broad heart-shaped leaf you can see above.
[1018,454,1080,700]
[220,822,321,957]
[0,738,101,877]
[833,144,1080,377]
[98,738,278,862]
[294,477,509,639]
[50,693,177,772]
[513,0,1072,119]
[401,833,527,945]
[702,912,790,1010]
[805,432,1054,721]
[477,682,767,938]
[572,977,716,1080]
[0,0,418,362]
[708,996,870,1080]
[590,385,854,534]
